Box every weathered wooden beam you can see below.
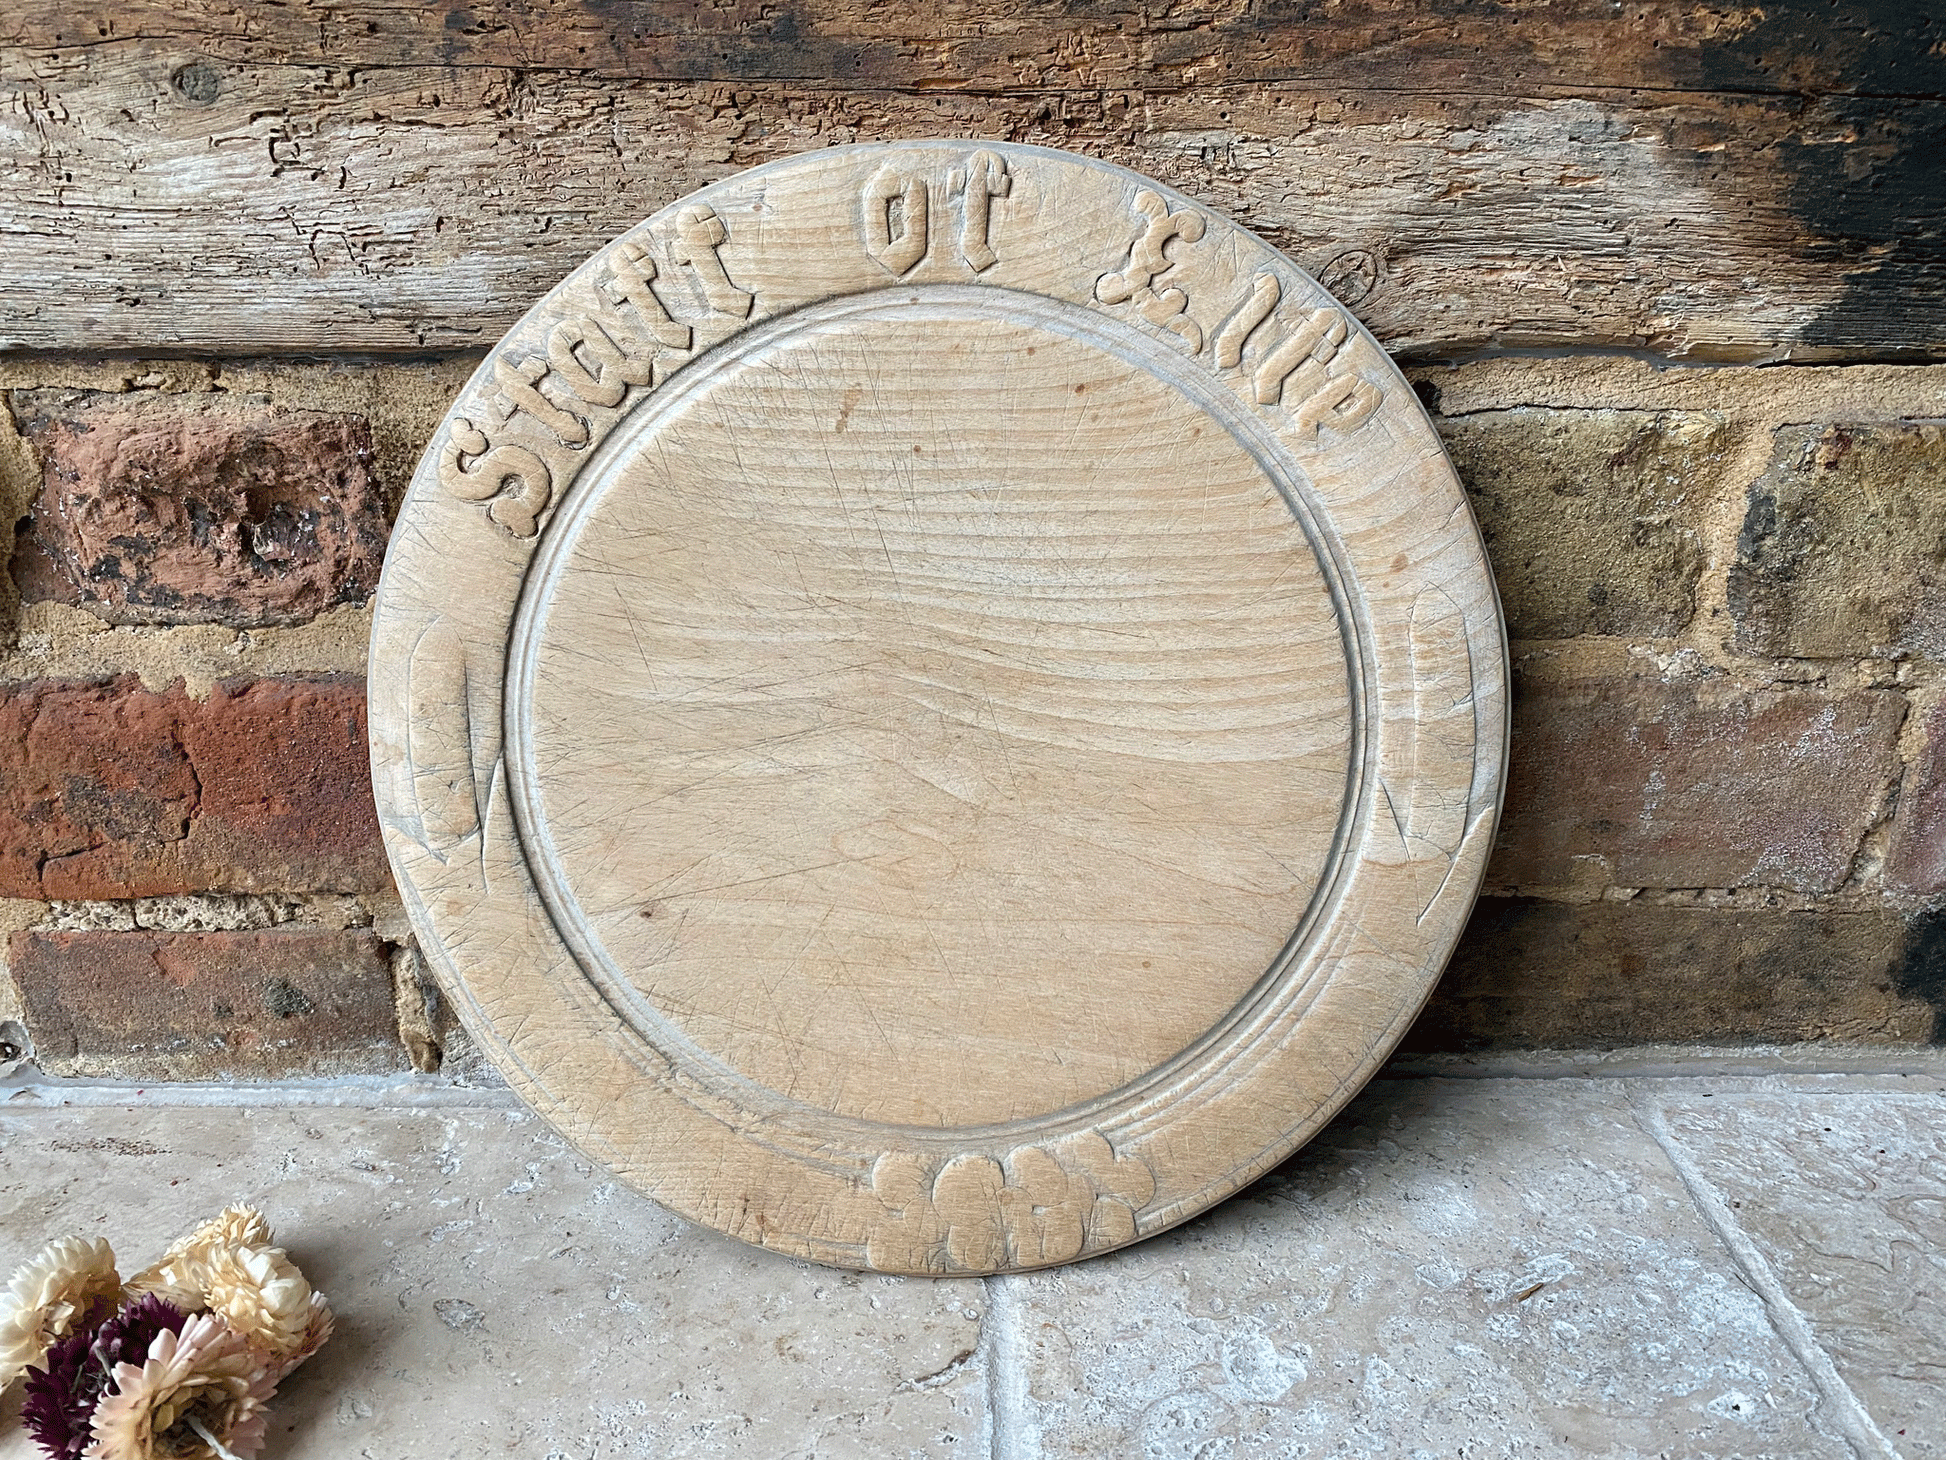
[1,8,1940,358]
[12,1,1945,97]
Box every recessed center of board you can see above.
[510,288,1355,1129]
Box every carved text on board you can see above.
[438,419,555,540]
[862,150,1011,277]
[604,243,693,351]
[1095,189,1207,352]
[672,206,754,319]
[1215,270,1383,438]
[1094,202,1387,441]
[865,1131,1156,1272]
[546,318,655,409]
[441,209,761,537]
[493,357,589,448]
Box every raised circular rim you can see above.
[506,284,1369,1148]
[369,139,1509,1274]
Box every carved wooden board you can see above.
[369,141,1508,1275]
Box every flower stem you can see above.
[184,1413,245,1460]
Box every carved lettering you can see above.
[950,149,1010,273]
[865,1131,1155,1272]
[1294,373,1384,438]
[671,206,753,319]
[1253,307,1347,406]
[438,417,555,539]
[863,163,930,276]
[1095,190,1207,351]
[862,151,1011,276]
[546,317,654,409]
[1214,271,1280,370]
[493,357,588,447]
[604,242,692,351]
[1214,275,1387,440]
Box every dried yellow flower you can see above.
[0,1236,120,1389]
[200,1245,330,1370]
[124,1207,275,1315]
[175,1208,275,1260]
[85,1312,275,1460]
[118,1263,202,1317]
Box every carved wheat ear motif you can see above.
[374,141,1505,1275]
[866,1134,1158,1272]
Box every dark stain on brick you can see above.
[262,977,317,1019]
[1728,423,1946,658]
[1894,909,1946,1044]
[1731,488,1787,588]
[1410,898,1934,1050]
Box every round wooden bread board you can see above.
[370,141,1507,1275]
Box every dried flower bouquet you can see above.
[0,1207,332,1460]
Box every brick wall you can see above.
[0,362,474,1081]
[1408,361,1946,1053]
[1,355,1941,1079]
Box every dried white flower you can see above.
[0,1236,120,1389]
[85,1312,275,1460]
[268,1291,332,1381]
[174,1208,274,1260]
[124,1207,274,1314]
[201,1245,330,1370]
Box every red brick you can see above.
[8,395,385,628]
[1404,898,1938,1051]
[8,927,406,1079]
[0,676,390,899]
[1489,673,1904,893]
[1886,701,1946,895]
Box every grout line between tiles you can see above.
[1628,1086,1904,1460]
[0,1078,524,1109]
[1385,1046,1946,1082]
[986,1273,1034,1460]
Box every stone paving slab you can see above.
[0,1097,987,1460]
[1652,1087,1946,1460]
[1003,1078,1847,1459]
[0,1065,1940,1459]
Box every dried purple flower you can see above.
[21,1297,185,1460]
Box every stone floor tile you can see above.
[0,1097,986,1460]
[997,1077,1848,1459]
[1654,1086,1946,1460]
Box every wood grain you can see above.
[17,1,1943,94]
[4,2,1941,358]
[369,140,1505,1273]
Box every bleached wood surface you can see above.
[369,141,1506,1273]
[3,2,1940,358]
